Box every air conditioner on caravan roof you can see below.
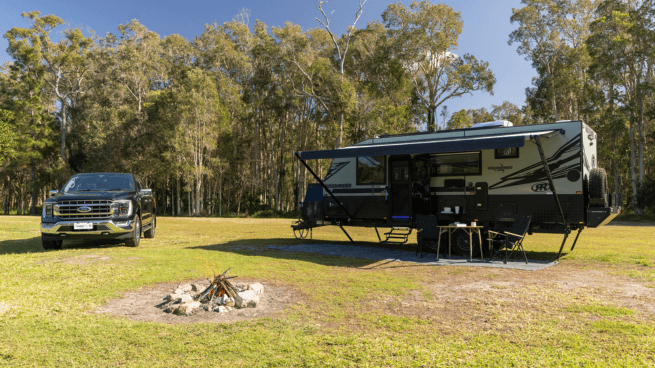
[471,120,514,129]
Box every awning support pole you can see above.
[569,228,583,251]
[375,227,382,243]
[532,135,570,261]
[296,153,353,220]
[340,225,355,243]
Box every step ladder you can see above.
[376,227,412,244]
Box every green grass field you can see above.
[0,216,654,367]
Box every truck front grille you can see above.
[54,200,113,219]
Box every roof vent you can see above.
[470,120,514,129]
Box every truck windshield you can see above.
[62,174,135,193]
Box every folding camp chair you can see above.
[488,215,531,264]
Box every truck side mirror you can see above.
[49,190,57,199]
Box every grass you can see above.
[0,216,654,366]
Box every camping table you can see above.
[435,225,485,262]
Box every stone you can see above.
[165,293,186,303]
[235,290,259,308]
[224,296,235,307]
[173,301,201,316]
[213,306,228,313]
[190,283,203,292]
[176,284,193,293]
[164,303,177,313]
[248,282,264,295]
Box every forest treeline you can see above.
[0,0,653,217]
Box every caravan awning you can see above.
[296,129,562,160]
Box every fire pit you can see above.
[158,269,264,316]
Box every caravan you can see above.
[293,120,620,259]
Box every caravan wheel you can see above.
[451,231,481,257]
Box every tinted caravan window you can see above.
[431,152,481,176]
[357,156,386,185]
[495,147,519,159]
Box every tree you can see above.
[5,11,98,161]
[0,109,16,166]
[315,0,367,147]
[383,0,495,131]
[587,0,655,213]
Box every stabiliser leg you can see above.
[556,229,571,261]
[570,228,583,251]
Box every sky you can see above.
[0,0,536,121]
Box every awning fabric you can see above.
[296,130,560,160]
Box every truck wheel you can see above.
[125,216,141,247]
[589,168,608,207]
[144,216,155,239]
[42,235,62,250]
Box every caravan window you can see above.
[431,152,481,176]
[357,156,386,185]
[495,147,519,159]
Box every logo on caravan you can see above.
[487,163,513,172]
[324,161,349,181]
[531,183,550,192]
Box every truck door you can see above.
[389,157,411,224]
[412,155,431,217]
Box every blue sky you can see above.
[0,0,536,120]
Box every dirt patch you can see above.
[349,262,655,334]
[93,279,297,324]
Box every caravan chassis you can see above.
[292,121,620,259]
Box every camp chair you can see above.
[416,214,440,258]
[488,215,531,264]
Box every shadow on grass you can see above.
[187,237,560,268]
[0,237,129,255]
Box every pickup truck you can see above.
[40,173,156,250]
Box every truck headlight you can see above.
[111,200,132,217]
[43,204,53,218]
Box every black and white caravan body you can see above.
[293,120,620,258]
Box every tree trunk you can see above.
[638,89,645,189]
[60,103,68,161]
[427,105,436,132]
[30,163,36,215]
[629,116,641,214]
[176,176,181,216]
[336,110,344,149]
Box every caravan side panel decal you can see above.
[489,134,581,190]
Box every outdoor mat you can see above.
[270,244,558,271]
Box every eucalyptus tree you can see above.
[344,21,416,142]
[383,1,495,131]
[175,69,227,215]
[314,0,367,148]
[109,20,163,115]
[5,12,99,161]
[587,0,655,213]
[0,109,16,167]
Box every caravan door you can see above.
[412,155,431,217]
[389,156,411,224]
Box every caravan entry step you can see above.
[377,227,412,244]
